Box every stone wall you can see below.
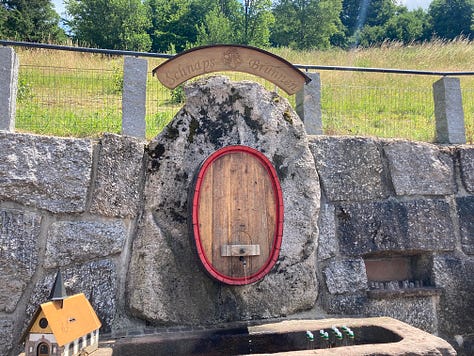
[0,77,472,355]
[0,132,146,355]
[311,136,474,355]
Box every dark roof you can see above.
[49,270,67,301]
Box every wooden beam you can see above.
[221,244,261,257]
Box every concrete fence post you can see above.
[433,76,466,144]
[296,72,323,135]
[122,56,148,138]
[0,47,19,132]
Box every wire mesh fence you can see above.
[319,76,437,142]
[13,50,474,143]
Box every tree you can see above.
[340,0,399,47]
[65,0,151,51]
[0,5,6,37]
[240,0,274,46]
[0,0,66,42]
[384,8,429,43]
[429,0,473,39]
[195,6,236,45]
[271,0,342,50]
[145,0,196,53]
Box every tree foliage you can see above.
[271,0,342,50]
[194,0,273,47]
[240,0,274,46]
[428,0,473,40]
[145,0,196,53]
[384,8,430,43]
[2,0,473,52]
[65,0,151,51]
[0,0,66,42]
[341,0,404,47]
[195,6,236,45]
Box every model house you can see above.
[21,271,102,356]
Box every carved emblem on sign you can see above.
[152,44,311,95]
[222,47,242,69]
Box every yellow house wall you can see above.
[29,310,53,334]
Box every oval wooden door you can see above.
[191,146,283,285]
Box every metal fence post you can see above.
[433,76,466,144]
[0,47,19,132]
[296,72,323,135]
[122,56,148,138]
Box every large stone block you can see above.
[337,199,455,256]
[433,254,474,338]
[318,203,337,261]
[384,140,455,196]
[433,76,466,144]
[323,294,438,334]
[365,296,439,334]
[0,208,41,312]
[128,76,320,325]
[323,258,368,294]
[296,72,322,134]
[44,219,127,268]
[90,133,145,218]
[0,318,14,356]
[0,132,92,213]
[0,47,19,132]
[457,196,474,255]
[309,136,388,202]
[459,147,474,194]
[122,57,147,138]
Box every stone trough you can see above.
[99,317,455,355]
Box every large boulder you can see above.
[127,76,320,325]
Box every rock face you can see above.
[127,76,320,325]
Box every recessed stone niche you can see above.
[363,253,442,299]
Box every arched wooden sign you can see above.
[153,44,311,95]
[191,146,284,285]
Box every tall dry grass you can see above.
[14,39,474,142]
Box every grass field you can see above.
[13,39,474,143]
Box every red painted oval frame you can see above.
[191,145,284,285]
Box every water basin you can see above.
[105,317,456,355]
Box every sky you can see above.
[51,0,432,16]
[52,0,65,16]
[398,0,432,10]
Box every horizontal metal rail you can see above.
[295,64,474,77]
[1,39,473,77]
[0,39,173,59]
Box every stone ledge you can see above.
[367,287,443,300]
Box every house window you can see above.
[39,318,48,329]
